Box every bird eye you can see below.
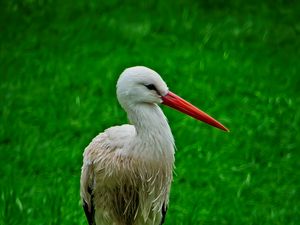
[145,84,157,91]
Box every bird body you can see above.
[80,66,228,225]
[81,119,174,225]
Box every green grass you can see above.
[1,0,300,224]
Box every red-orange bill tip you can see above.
[162,91,229,132]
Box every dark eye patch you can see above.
[144,84,161,95]
[145,84,157,91]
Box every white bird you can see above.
[80,66,228,225]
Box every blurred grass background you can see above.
[0,0,300,224]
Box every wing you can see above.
[80,125,136,224]
[83,186,95,225]
[160,203,168,225]
[80,160,95,225]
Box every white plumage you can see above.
[80,66,228,225]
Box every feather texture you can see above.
[81,108,175,225]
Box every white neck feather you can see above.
[126,104,175,159]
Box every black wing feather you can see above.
[160,203,168,225]
[83,186,95,225]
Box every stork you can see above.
[80,66,228,225]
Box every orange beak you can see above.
[162,91,229,132]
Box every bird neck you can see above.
[126,103,175,158]
[127,104,171,136]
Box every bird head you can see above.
[117,66,229,132]
[117,66,168,106]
